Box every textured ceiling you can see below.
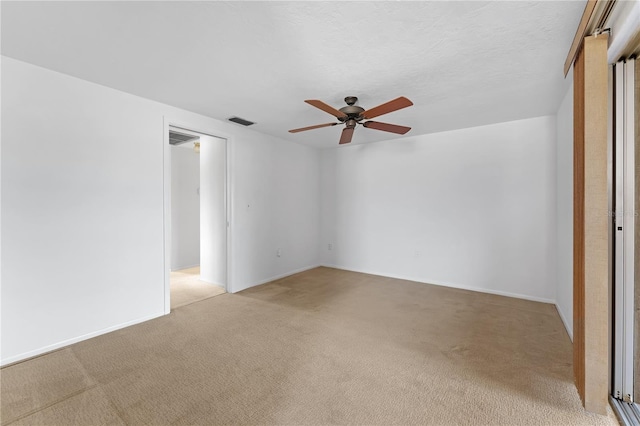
[1,1,584,149]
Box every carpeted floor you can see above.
[1,267,619,425]
[170,266,226,310]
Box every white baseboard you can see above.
[2,265,569,366]
[0,311,166,367]
[555,304,573,341]
[321,264,556,304]
[235,264,321,292]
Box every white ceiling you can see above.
[1,1,584,149]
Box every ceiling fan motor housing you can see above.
[339,97,365,122]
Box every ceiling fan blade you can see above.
[363,121,411,135]
[289,122,338,133]
[360,96,413,119]
[339,127,354,145]
[305,100,348,119]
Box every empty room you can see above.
[1,1,639,425]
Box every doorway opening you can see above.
[167,126,228,310]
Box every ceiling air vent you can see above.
[169,130,199,145]
[228,116,255,126]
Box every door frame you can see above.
[162,117,234,314]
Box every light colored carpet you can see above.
[170,266,225,310]
[1,267,619,425]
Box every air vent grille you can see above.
[169,130,199,145]
[228,117,255,126]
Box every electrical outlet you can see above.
[414,250,421,258]
[328,243,333,251]
[277,248,282,257]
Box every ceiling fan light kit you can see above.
[289,96,413,145]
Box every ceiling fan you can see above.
[289,96,413,145]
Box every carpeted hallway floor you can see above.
[1,267,618,425]
[170,267,226,310]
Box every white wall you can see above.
[170,145,200,271]
[1,54,563,364]
[555,78,574,339]
[1,57,321,364]
[232,133,321,291]
[321,116,558,302]
[199,135,226,287]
